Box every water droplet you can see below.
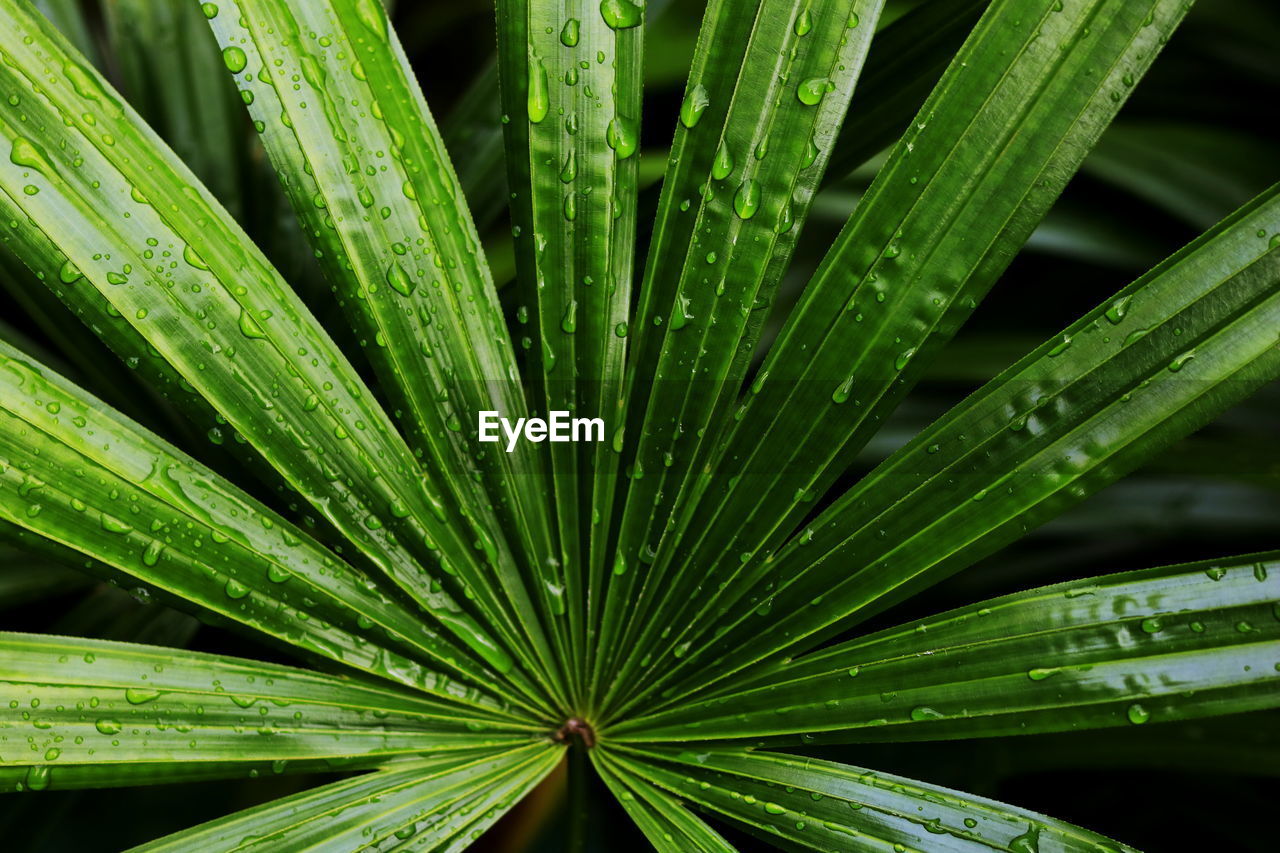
[910,706,946,721]
[733,179,760,219]
[802,137,819,168]
[222,46,247,74]
[600,0,643,30]
[712,140,734,180]
[542,337,556,371]
[1122,328,1148,347]
[1104,295,1131,324]
[201,3,219,19]
[100,514,132,534]
[1047,335,1072,357]
[1009,826,1041,853]
[669,294,693,330]
[561,300,578,333]
[95,718,121,735]
[125,687,161,705]
[775,202,794,234]
[238,308,267,339]
[527,56,550,123]
[24,765,51,791]
[607,116,638,159]
[797,78,827,105]
[1126,703,1150,725]
[142,539,164,567]
[560,18,581,47]
[386,262,415,296]
[794,9,812,36]
[183,244,210,271]
[680,84,709,128]
[1168,350,1195,372]
[58,259,83,284]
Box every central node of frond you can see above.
[552,717,596,749]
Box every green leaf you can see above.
[1,204,302,522]
[619,179,1280,715]
[597,0,888,706]
[1,175,344,562]
[128,746,559,851]
[613,552,1280,742]
[616,746,1140,853]
[0,633,535,792]
[200,0,565,701]
[444,0,676,236]
[427,756,563,853]
[821,0,989,183]
[496,0,646,699]
[0,340,520,711]
[594,750,736,853]
[619,0,1198,709]
[0,2,535,692]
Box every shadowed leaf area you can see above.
[0,0,1276,850]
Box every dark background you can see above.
[1,0,1277,850]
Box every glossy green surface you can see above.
[0,0,1275,848]
[0,634,534,792]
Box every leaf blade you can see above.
[0,340,519,711]
[597,0,889,709]
[626,0,1198,706]
[496,0,646,702]
[614,552,1280,742]
[624,178,1280,714]
[200,0,565,699]
[0,3,536,697]
[0,633,534,792]
[129,746,559,852]
[618,746,1140,853]
[594,750,736,853]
